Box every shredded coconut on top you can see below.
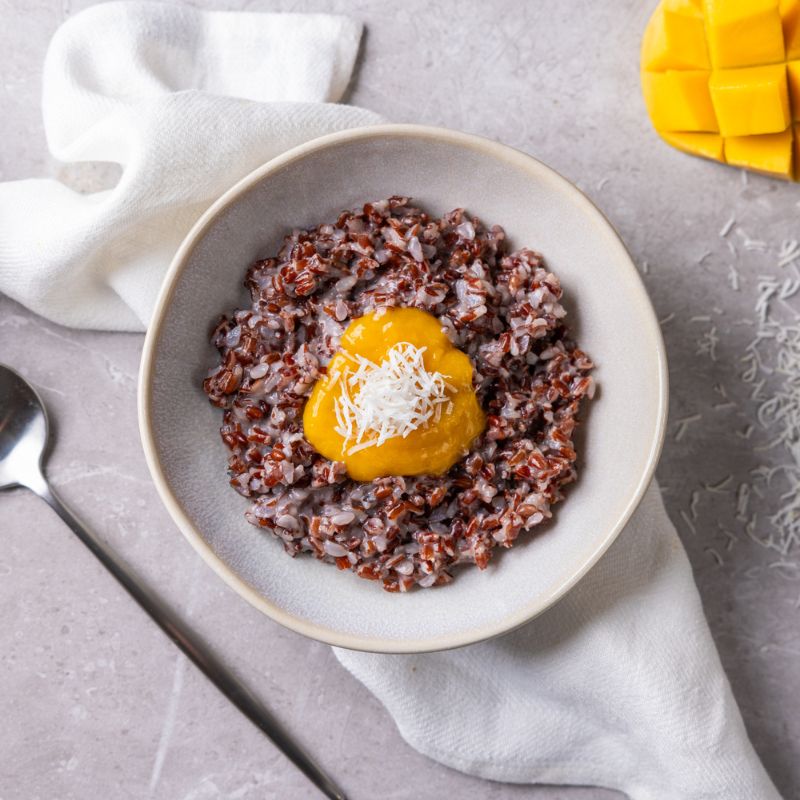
[333,342,452,454]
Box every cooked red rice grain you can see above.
[204,197,593,591]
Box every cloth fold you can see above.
[336,483,781,799]
[0,1,381,330]
[0,4,781,799]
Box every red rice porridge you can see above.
[203,197,594,592]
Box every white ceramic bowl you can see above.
[138,124,667,654]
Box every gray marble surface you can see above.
[1,0,799,798]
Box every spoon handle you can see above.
[27,471,347,800]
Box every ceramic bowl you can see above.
[138,124,667,653]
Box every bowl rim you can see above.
[138,122,669,654]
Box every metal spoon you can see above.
[0,363,347,800]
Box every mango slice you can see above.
[642,0,800,179]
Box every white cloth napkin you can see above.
[0,1,381,331]
[0,5,781,799]
[336,483,781,799]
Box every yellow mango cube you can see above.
[709,63,790,135]
[659,131,725,160]
[703,0,785,68]
[642,70,718,131]
[724,128,793,177]
[787,60,800,118]
[642,1,710,70]
[780,0,800,59]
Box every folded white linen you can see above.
[336,483,781,800]
[0,1,381,330]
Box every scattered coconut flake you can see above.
[690,490,701,520]
[696,326,719,361]
[719,217,736,238]
[728,263,740,291]
[777,239,800,268]
[704,474,733,493]
[674,413,702,442]
[719,526,738,551]
[680,510,697,535]
[736,228,768,251]
[737,274,800,556]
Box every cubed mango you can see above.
[659,131,726,160]
[703,0,785,68]
[642,1,710,70]
[709,63,790,135]
[643,0,800,180]
[724,127,793,177]
[642,70,718,131]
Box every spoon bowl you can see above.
[0,365,48,491]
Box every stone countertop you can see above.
[1,1,798,798]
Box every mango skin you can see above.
[642,0,800,180]
[788,60,800,118]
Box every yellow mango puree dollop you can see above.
[303,307,485,481]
